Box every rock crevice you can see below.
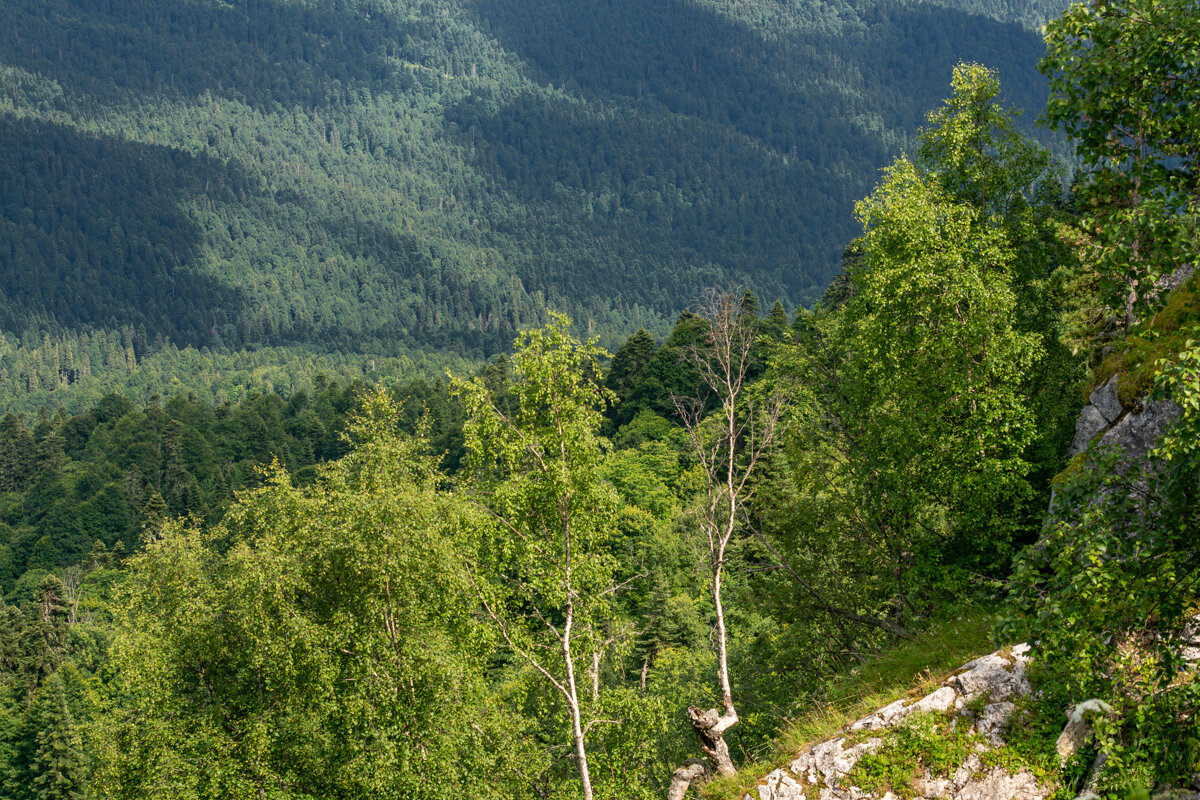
[1067,374,1181,461]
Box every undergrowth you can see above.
[847,713,983,799]
[1093,275,1199,406]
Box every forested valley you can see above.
[2,1,1200,799]
[0,0,1069,411]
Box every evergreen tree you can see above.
[28,675,85,800]
[606,329,658,403]
[763,301,789,339]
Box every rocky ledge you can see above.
[1067,374,1180,461]
[748,645,1044,800]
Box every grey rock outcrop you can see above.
[1054,699,1113,765]
[1097,399,1180,460]
[1065,373,1183,464]
[1068,404,1109,458]
[915,762,1044,800]
[748,644,1050,800]
[975,702,1015,746]
[1067,372,1125,459]
[1088,376,1122,426]
[1053,373,1182,523]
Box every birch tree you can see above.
[674,293,782,778]
[93,392,528,799]
[457,314,621,800]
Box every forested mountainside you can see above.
[2,0,1199,790]
[0,0,1067,411]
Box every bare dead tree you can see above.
[673,291,783,778]
[59,564,86,625]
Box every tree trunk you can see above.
[713,562,735,718]
[687,705,737,777]
[569,689,593,800]
[689,561,739,775]
[562,614,594,800]
[668,760,707,800]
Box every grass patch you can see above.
[700,761,781,800]
[700,612,995,800]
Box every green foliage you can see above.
[1153,337,1200,463]
[0,382,356,588]
[1002,341,1200,794]
[847,157,1040,508]
[605,329,659,428]
[93,391,533,799]
[842,68,1051,564]
[457,314,621,628]
[780,149,1040,615]
[584,687,678,800]
[606,312,712,426]
[0,369,480,593]
[1041,0,1200,328]
[918,63,1059,217]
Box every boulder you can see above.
[947,652,1030,704]
[1055,699,1112,765]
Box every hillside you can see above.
[0,1,1198,793]
[0,0,1066,409]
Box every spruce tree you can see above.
[29,675,85,800]
[764,301,789,338]
[605,329,657,399]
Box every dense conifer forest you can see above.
[0,0,1070,411]
[2,1,1199,799]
